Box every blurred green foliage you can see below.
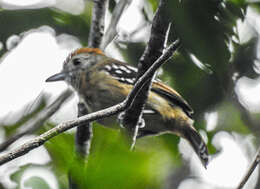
[44,124,174,189]
[0,2,92,56]
[1,0,260,188]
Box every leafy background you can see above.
[0,0,260,189]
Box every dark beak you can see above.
[46,72,66,82]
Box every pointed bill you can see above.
[46,72,66,82]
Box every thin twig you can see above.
[0,89,73,152]
[0,40,179,166]
[100,0,132,50]
[237,147,260,189]
[121,0,171,148]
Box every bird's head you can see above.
[46,48,105,89]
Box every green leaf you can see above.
[147,0,159,12]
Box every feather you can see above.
[151,82,193,118]
[99,60,193,118]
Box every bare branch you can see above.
[121,0,172,147]
[88,0,108,48]
[237,147,260,189]
[0,102,125,166]
[0,89,73,152]
[100,0,132,50]
[0,41,179,166]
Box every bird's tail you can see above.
[182,126,209,168]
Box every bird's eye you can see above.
[73,58,81,66]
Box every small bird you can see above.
[46,48,209,167]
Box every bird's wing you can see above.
[99,60,193,117]
[151,81,193,118]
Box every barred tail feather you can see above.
[183,126,209,168]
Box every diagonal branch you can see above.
[0,40,180,166]
[121,0,173,148]
[237,147,260,189]
[0,89,73,152]
[100,0,132,50]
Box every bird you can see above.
[46,47,209,168]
